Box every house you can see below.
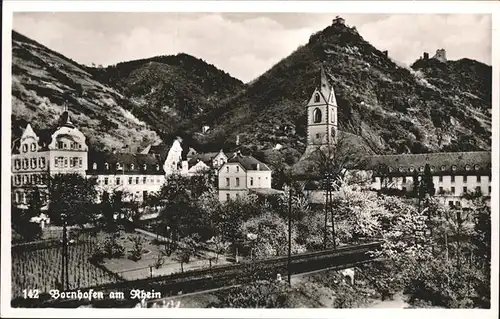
[11,106,88,207]
[218,152,273,202]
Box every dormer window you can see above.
[57,141,63,149]
[22,144,28,153]
[117,163,122,170]
[419,166,424,172]
[130,164,135,170]
[409,167,414,172]
[465,165,471,171]
[143,164,147,170]
[92,163,97,170]
[104,163,109,170]
[399,167,404,173]
[474,165,480,170]
[451,165,457,171]
[313,108,322,123]
[388,167,393,173]
[314,93,320,103]
[31,143,36,152]
[156,164,160,171]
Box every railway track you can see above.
[11,241,381,308]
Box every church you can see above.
[292,67,492,208]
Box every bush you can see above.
[103,233,125,258]
[128,235,144,262]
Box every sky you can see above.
[12,12,492,83]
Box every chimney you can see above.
[256,163,260,171]
[423,52,429,60]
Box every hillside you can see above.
[87,53,246,140]
[194,19,492,163]
[11,30,161,152]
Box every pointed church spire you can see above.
[320,65,332,100]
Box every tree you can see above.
[11,187,44,242]
[207,235,230,264]
[48,173,98,227]
[128,235,144,261]
[174,235,199,273]
[420,164,436,197]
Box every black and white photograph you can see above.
[1,1,498,318]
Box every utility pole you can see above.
[287,185,292,286]
[61,213,69,291]
[330,179,336,250]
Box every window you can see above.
[463,175,467,182]
[135,177,139,184]
[331,127,336,138]
[451,186,455,194]
[399,167,404,173]
[451,176,455,183]
[156,164,160,171]
[70,157,75,168]
[104,177,109,185]
[226,166,229,173]
[463,186,467,194]
[64,157,68,167]
[79,158,83,168]
[226,193,230,201]
[448,201,454,208]
[235,177,240,187]
[236,166,240,172]
[316,133,320,140]
[14,159,20,170]
[477,175,481,183]
[419,166,424,172]
[489,175,491,182]
[143,164,147,170]
[314,93,320,103]
[402,176,407,183]
[54,157,59,168]
[22,144,28,153]
[116,177,121,185]
[143,177,147,184]
[226,178,230,187]
[465,165,471,171]
[143,191,148,200]
[117,163,122,170]
[409,167,414,172]
[30,158,37,169]
[250,177,254,186]
[23,158,29,169]
[451,165,457,171]
[70,142,75,150]
[439,186,443,194]
[39,157,46,168]
[441,165,446,171]
[488,186,491,194]
[313,108,322,123]
[93,163,97,170]
[128,177,133,185]
[130,164,135,170]
[31,143,36,152]
[439,176,443,182]
[104,163,109,170]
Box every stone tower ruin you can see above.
[432,49,447,62]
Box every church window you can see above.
[314,93,320,103]
[313,108,322,123]
[22,144,28,153]
[31,143,36,152]
[92,163,97,170]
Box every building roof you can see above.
[227,152,271,171]
[188,152,220,166]
[363,151,491,176]
[87,152,164,175]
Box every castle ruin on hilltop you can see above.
[423,49,447,62]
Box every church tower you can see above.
[306,66,338,148]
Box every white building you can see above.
[218,152,274,202]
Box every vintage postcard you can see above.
[1,1,498,318]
